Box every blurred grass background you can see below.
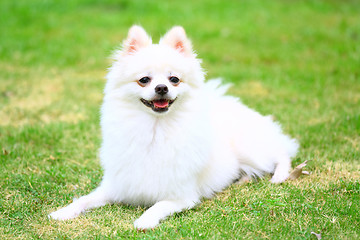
[0,0,359,239]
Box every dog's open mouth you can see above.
[140,98,176,113]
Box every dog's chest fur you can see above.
[99,103,211,205]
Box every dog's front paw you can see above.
[270,172,289,184]
[134,215,160,230]
[48,205,82,221]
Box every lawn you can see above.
[1,0,359,239]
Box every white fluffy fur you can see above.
[49,26,299,229]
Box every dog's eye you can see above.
[169,76,180,85]
[138,77,151,86]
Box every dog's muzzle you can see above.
[140,97,176,113]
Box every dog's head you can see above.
[106,26,204,115]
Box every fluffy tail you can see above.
[205,78,232,96]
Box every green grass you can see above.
[1,0,359,239]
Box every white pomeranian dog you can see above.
[49,26,298,229]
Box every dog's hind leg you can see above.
[134,199,199,230]
[270,156,291,184]
[49,186,110,220]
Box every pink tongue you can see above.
[153,99,169,108]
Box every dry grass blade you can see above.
[311,231,322,239]
[288,160,309,180]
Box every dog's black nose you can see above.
[155,84,168,96]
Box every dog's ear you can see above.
[160,26,193,57]
[123,25,152,55]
